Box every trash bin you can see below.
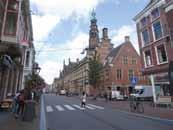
[23,100,36,121]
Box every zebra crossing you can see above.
[46,104,104,113]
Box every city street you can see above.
[43,94,173,130]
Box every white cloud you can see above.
[30,0,105,84]
[111,24,139,53]
[40,61,62,84]
[32,15,60,41]
[31,0,105,41]
[31,0,104,18]
[37,32,89,84]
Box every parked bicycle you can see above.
[129,96,144,113]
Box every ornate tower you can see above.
[89,10,99,50]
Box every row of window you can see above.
[144,44,167,67]
[116,69,139,80]
[123,56,137,65]
[141,20,163,46]
[140,7,160,28]
[140,7,164,46]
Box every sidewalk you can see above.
[86,97,173,120]
[0,103,40,130]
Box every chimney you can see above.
[102,28,108,39]
[125,36,130,42]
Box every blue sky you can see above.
[30,0,149,84]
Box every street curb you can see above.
[40,95,47,130]
[116,109,173,125]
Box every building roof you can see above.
[133,0,160,21]
[107,44,124,57]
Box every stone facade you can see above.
[0,0,35,100]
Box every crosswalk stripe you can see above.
[56,105,65,111]
[88,104,104,110]
[46,106,53,112]
[64,105,75,110]
[73,104,85,110]
[86,105,95,110]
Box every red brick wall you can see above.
[136,5,173,75]
[104,43,149,88]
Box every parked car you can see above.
[111,90,124,100]
[60,90,66,95]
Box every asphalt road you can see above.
[43,94,173,130]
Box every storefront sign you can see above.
[154,73,169,84]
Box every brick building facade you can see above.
[103,36,149,96]
[58,11,149,96]
[134,0,173,101]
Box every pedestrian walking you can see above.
[12,93,19,114]
[15,90,25,118]
[81,92,86,108]
[104,92,108,102]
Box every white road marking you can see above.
[46,106,53,112]
[64,105,75,110]
[56,105,65,111]
[86,105,95,110]
[88,104,104,110]
[73,104,85,110]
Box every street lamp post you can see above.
[32,63,41,100]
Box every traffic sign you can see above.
[130,76,138,86]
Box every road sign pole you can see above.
[150,75,156,103]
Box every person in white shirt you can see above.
[81,92,86,108]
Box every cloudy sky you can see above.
[30,0,149,84]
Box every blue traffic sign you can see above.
[130,76,138,86]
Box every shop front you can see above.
[154,72,171,97]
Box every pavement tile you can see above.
[86,97,173,120]
[0,104,40,130]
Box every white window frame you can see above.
[128,69,134,80]
[152,20,163,41]
[116,69,123,80]
[141,28,150,47]
[151,7,160,22]
[143,49,153,68]
[155,43,168,65]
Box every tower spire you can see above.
[89,9,99,50]
[91,9,96,20]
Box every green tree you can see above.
[89,55,102,98]
[25,74,45,90]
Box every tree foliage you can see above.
[88,55,102,89]
[25,74,45,90]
